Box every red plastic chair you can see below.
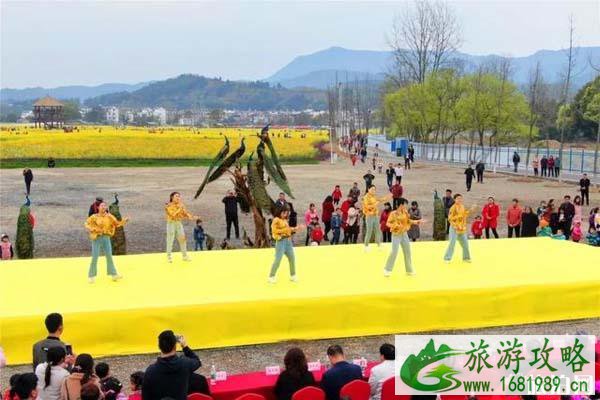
[234,395,266,400]
[440,396,469,400]
[188,394,213,400]
[381,377,411,400]
[595,361,600,377]
[340,379,371,400]
[477,396,520,400]
[536,396,561,400]
[292,386,326,400]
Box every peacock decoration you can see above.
[194,125,294,248]
[432,190,447,241]
[109,193,127,255]
[16,196,35,259]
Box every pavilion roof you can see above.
[34,96,64,107]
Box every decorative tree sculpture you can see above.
[432,190,446,241]
[16,197,35,259]
[109,193,127,255]
[194,125,294,248]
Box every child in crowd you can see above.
[309,218,324,245]
[380,203,392,242]
[471,215,484,239]
[586,227,600,246]
[537,219,552,237]
[128,372,144,400]
[330,208,342,245]
[377,160,384,174]
[101,376,127,400]
[95,362,111,385]
[551,229,566,240]
[0,234,14,260]
[536,201,546,218]
[332,185,343,206]
[570,222,582,243]
[193,219,205,251]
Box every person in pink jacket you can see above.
[304,203,319,245]
[506,198,523,238]
[482,197,500,239]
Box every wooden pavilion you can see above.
[33,96,64,128]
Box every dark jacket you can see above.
[475,162,485,173]
[142,347,202,400]
[222,196,239,216]
[193,226,205,242]
[580,178,590,191]
[443,196,455,217]
[513,153,520,163]
[521,212,539,237]
[464,167,475,180]
[274,369,316,400]
[321,361,362,400]
[559,202,575,221]
[23,169,33,183]
[363,174,375,186]
[32,336,67,370]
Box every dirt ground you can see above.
[1,160,598,387]
[0,160,598,257]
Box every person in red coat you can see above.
[471,215,484,239]
[322,195,335,242]
[482,196,500,239]
[332,185,343,205]
[380,203,392,242]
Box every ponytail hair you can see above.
[73,353,94,385]
[45,347,67,388]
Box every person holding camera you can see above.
[142,331,201,400]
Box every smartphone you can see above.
[175,335,183,343]
[65,344,73,356]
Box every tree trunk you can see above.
[232,168,271,248]
[594,124,599,176]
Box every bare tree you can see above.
[558,15,577,165]
[525,62,546,175]
[388,0,462,85]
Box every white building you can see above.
[153,107,167,125]
[106,107,120,124]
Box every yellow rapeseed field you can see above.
[0,125,328,160]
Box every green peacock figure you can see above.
[433,190,447,241]
[109,193,127,255]
[16,196,35,259]
[194,125,294,248]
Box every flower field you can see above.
[0,125,328,167]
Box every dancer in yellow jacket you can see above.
[269,207,305,283]
[85,201,129,283]
[362,185,392,251]
[444,194,476,262]
[384,198,423,276]
[165,192,199,263]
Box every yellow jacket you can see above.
[448,203,470,234]
[85,213,125,239]
[362,192,385,217]
[165,202,193,222]
[271,217,295,241]
[386,208,415,234]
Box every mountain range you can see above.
[0,82,149,102]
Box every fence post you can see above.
[581,149,584,173]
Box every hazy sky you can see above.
[1,0,599,88]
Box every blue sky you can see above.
[1,0,599,88]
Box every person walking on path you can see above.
[407,201,422,242]
[363,171,375,193]
[547,156,555,177]
[506,199,523,238]
[165,192,199,263]
[540,155,548,177]
[532,156,539,177]
[464,164,475,192]
[408,144,415,162]
[322,196,335,241]
[512,151,520,173]
[269,207,304,283]
[443,189,455,234]
[554,156,561,177]
[521,207,539,237]
[348,182,361,203]
[85,202,129,283]
[23,168,33,196]
[579,173,591,206]
[385,163,395,189]
[222,190,240,240]
[482,197,500,239]
[350,153,357,166]
[332,185,343,206]
[390,181,403,210]
[444,194,475,263]
[362,185,392,251]
[393,164,404,184]
[380,203,392,243]
[475,161,485,183]
[383,198,422,277]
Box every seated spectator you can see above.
[368,344,395,400]
[0,346,5,368]
[101,376,126,400]
[80,382,101,400]
[9,373,38,400]
[587,227,600,246]
[33,313,68,369]
[35,346,69,400]
[142,331,201,400]
[128,372,144,400]
[321,345,362,400]
[274,347,316,400]
[60,354,101,400]
[188,373,210,396]
[95,362,110,385]
[4,374,25,400]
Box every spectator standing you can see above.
[380,203,392,243]
[368,344,395,400]
[350,153,357,166]
[322,196,335,241]
[558,195,575,240]
[348,183,361,203]
[512,151,520,172]
[506,199,523,238]
[407,201,422,242]
[408,144,415,162]
[571,222,583,242]
[482,197,500,239]
[579,173,590,206]
[321,346,362,400]
[390,181,403,210]
[222,190,240,240]
[273,348,315,400]
[471,216,483,239]
[442,189,455,234]
[88,197,103,217]
[363,171,375,193]
[304,203,319,245]
[464,164,475,192]
[332,186,343,206]
[393,164,404,184]
[536,201,546,218]
[275,193,288,209]
[309,218,324,245]
[330,208,342,245]
[404,154,410,169]
[532,156,539,176]
[475,161,485,183]
[35,347,69,400]
[540,155,548,177]
[142,331,201,400]
[343,203,360,244]
[60,354,101,400]
[33,313,69,370]
[554,156,561,177]
[385,164,395,189]
[573,196,583,225]
[0,234,14,260]
[360,147,367,163]
[193,220,205,251]
[371,157,376,171]
[23,168,34,196]
[521,207,539,237]
[128,372,144,400]
[547,156,555,177]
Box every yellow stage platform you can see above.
[1,238,598,365]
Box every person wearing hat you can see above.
[88,197,104,217]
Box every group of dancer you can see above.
[85,186,474,284]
